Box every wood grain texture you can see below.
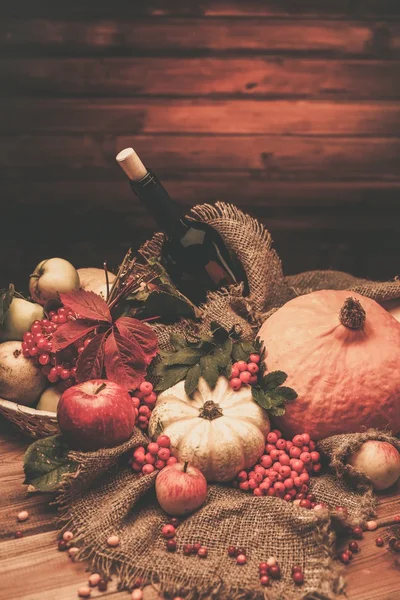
[0,2,399,284]
[1,18,399,58]
[2,57,400,100]
[2,0,400,18]
[2,98,400,135]
[1,135,399,180]
[1,417,400,600]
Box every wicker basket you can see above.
[0,397,58,438]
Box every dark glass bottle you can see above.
[117,148,248,304]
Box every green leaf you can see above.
[269,406,286,417]
[231,342,249,362]
[0,284,15,326]
[274,386,298,403]
[261,371,288,391]
[23,435,76,492]
[213,338,233,368]
[169,332,187,350]
[240,340,257,354]
[200,355,219,388]
[251,386,273,410]
[223,360,233,378]
[163,348,202,367]
[154,364,190,392]
[185,364,201,396]
[138,290,196,322]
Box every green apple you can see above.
[36,385,63,413]
[0,341,47,406]
[29,258,80,305]
[0,297,44,342]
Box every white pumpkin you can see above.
[148,376,269,482]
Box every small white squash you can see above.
[148,376,269,482]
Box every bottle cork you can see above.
[116,148,147,181]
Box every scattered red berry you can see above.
[339,552,351,564]
[58,540,68,551]
[14,530,23,539]
[348,541,359,553]
[352,527,363,539]
[166,539,177,552]
[236,554,246,565]
[375,537,384,547]
[291,565,302,574]
[198,546,208,558]
[162,524,176,539]
[260,575,270,586]
[292,570,304,584]
[269,564,281,579]
[389,538,400,553]
[183,544,193,555]
[98,579,108,592]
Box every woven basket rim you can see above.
[0,396,57,419]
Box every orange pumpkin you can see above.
[258,290,400,440]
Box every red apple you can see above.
[57,379,136,451]
[348,440,400,490]
[155,462,208,516]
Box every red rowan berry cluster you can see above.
[21,307,79,386]
[229,353,260,390]
[233,430,322,506]
[131,434,177,475]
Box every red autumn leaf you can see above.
[52,320,98,352]
[76,332,107,382]
[115,317,158,365]
[59,290,112,323]
[104,330,147,390]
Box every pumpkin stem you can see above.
[183,462,189,473]
[199,400,223,421]
[339,297,366,330]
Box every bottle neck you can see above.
[130,170,186,237]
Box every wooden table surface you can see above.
[1,416,399,600]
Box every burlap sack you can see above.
[57,203,400,598]
[58,428,399,600]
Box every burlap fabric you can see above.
[58,428,399,600]
[57,203,400,598]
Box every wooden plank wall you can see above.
[1,0,400,291]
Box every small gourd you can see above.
[148,376,269,482]
[258,290,400,440]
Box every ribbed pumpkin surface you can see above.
[258,290,400,440]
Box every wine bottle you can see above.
[116,148,248,304]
